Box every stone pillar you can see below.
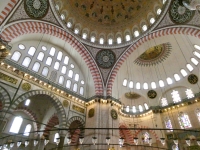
[58,136,65,150]
[84,100,120,150]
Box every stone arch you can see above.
[0,85,11,111]
[43,113,59,137]
[9,90,67,128]
[67,116,85,143]
[119,124,134,145]
[0,21,103,95]
[107,26,200,96]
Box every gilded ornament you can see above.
[125,92,141,99]
[0,72,18,84]
[72,105,85,113]
[96,50,116,68]
[88,108,95,118]
[147,90,157,99]
[169,0,195,24]
[134,43,171,66]
[111,109,118,120]
[63,100,69,107]
[188,74,198,84]
[21,83,31,91]
[24,0,49,19]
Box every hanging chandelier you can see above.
[0,38,11,61]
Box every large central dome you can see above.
[54,0,168,47]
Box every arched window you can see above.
[57,51,63,61]
[164,117,173,131]
[139,105,143,112]
[125,35,131,41]
[58,76,64,85]
[22,57,31,67]
[54,133,60,142]
[129,81,133,88]
[61,66,67,74]
[144,103,149,110]
[28,47,36,56]
[159,80,165,87]
[37,52,44,61]
[75,74,79,81]
[25,99,30,106]
[194,45,200,50]
[11,51,21,62]
[68,70,73,78]
[66,80,71,89]
[80,87,84,95]
[193,51,200,59]
[178,112,192,129]
[136,82,141,89]
[166,77,173,84]
[73,83,78,92]
[143,83,148,90]
[151,82,156,89]
[42,67,49,76]
[161,98,168,107]
[123,79,127,86]
[186,64,194,72]
[54,62,60,70]
[32,62,40,72]
[174,74,180,81]
[132,106,136,113]
[117,37,122,44]
[23,124,32,136]
[99,38,104,44]
[191,57,199,65]
[180,69,187,77]
[49,47,56,56]
[9,116,23,133]
[196,108,200,123]
[46,57,52,66]
[171,90,181,103]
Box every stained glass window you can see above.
[178,112,192,129]
[143,132,150,143]
[165,117,173,132]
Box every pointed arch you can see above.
[9,90,67,128]
[119,124,134,145]
[0,85,11,111]
[43,114,59,137]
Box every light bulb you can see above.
[67,137,71,145]
[55,138,60,145]
[160,138,165,146]
[17,141,22,147]
[25,140,29,147]
[3,144,8,148]
[148,138,152,146]
[106,137,110,145]
[79,137,84,144]
[92,137,97,145]
[173,139,178,145]
[134,137,139,145]
[10,142,14,148]
[119,137,124,147]
[34,140,38,146]
[0,145,2,149]
[44,139,49,146]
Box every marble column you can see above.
[84,100,120,150]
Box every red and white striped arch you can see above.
[107,27,200,96]
[0,0,18,25]
[119,124,134,144]
[133,125,159,141]
[0,21,103,95]
[43,114,59,137]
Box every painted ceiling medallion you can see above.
[125,92,141,99]
[134,43,171,66]
[21,83,31,91]
[147,90,157,99]
[25,0,49,19]
[188,74,198,84]
[63,100,69,107]
[96,50,116,68]
[169,0,195,24]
